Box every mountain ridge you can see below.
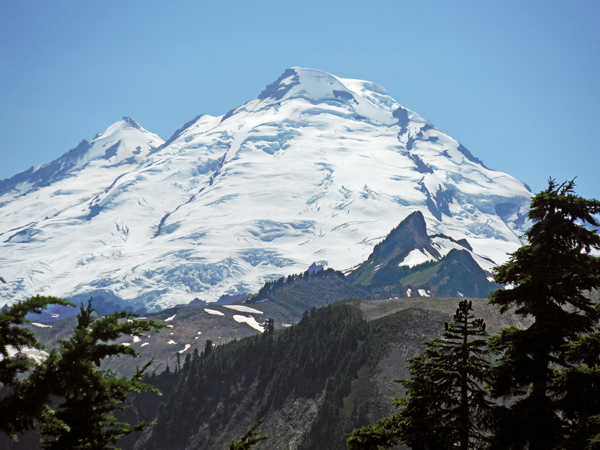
[0,67,531,310]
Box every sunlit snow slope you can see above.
[0,68,532,311]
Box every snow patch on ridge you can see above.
[399,249,438,268]
[233,315,264,332]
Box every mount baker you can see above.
[0,67,531,311]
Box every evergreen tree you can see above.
[348,300,492,450]
[28,299,166,450]
[226,418,268,450]
[204,339,213,357]
[263,318,275,336]
[488,179,600,450]
[554,328,600,449]
[0,294,73,439]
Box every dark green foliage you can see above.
[346,414,403,450]
[227,418,268,450]
[348,300,492,450]
[488,179,600,450]
[0,295,74,440]
[28,299,166,450]
[554,331,600,450]
[112,368,178,450]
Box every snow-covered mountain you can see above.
[0,67,532,311]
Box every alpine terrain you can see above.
[0,67,532,312]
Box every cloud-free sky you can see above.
[1,0,599,199]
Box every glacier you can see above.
[0,67,532,311]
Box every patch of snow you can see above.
[399,249,437,268]
[224,305,263,314]
[197,331,202,334]
[31,323,52,328]
[141,342,149,347]
[233,315,265,332]
[457,291,464,297]
[205,308,224,316]
[20,347,49,364]
[167,340,177,345]
[122,343,131,346]
[165,314,176,322]
[3,345,19,358]
[167,324,173,328]
[417,289,430,297]
[406,288,412,297]
[0,346,50,364]
[133,336,141,343]
[178,344,191,354]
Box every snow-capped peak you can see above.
[86,116,162,166]
[95,117,142,136]
[0,118,163,197]
[259,67,355,103]
[255,67,399,121]
[0,68,532,311]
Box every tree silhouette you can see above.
[29,299,166,450]
[227,418,268,450]
[488,179,600,450]
[0,294,73,440]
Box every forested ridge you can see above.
[112,301,445,450]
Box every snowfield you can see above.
[0,67,532,311]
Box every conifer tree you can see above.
[0,294,73,439]
[264,318,275,336]
[348,300,492,450]
[226,418,269,450]
[554,328,600,449]
[488,179,600,450]
[28,299,166,450]
[204,339,213,357]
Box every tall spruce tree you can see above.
[348,300,492,450]
[28,299,166,450]
[488,179,600,450]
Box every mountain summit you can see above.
[0,68,531,310]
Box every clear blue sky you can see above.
[1,0,599,199]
